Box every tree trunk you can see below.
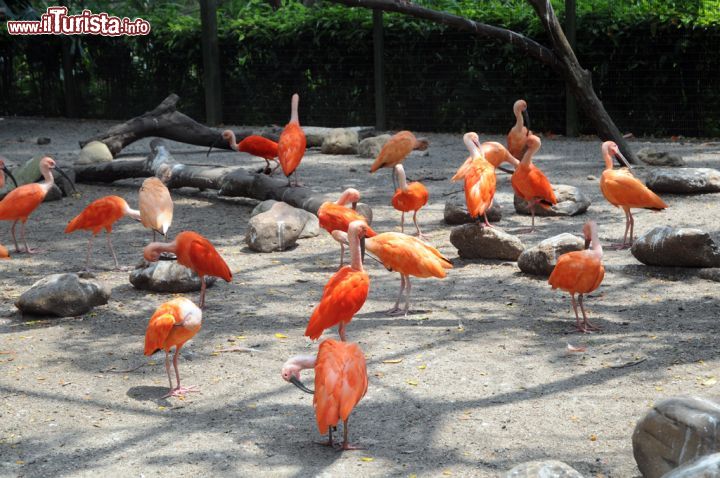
[78,94,256,157]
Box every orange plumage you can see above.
[549,250,605,296]
[238,135,279,161]
[304,266,369,341]
[278,94,306,179]
[139,178,173,238]
[368,233,452,279]
[144,297,202,355]
[369,131,427,173]
[0,183,46,224]
[512,163,556,205]
[317,203,377,237]
[507,99,530,159]
[0,244,9,259]
[392,181,428,213]
[174,231,232,283]
[313,339,368,436]
[463,158,496,219]
[65,196,131,235]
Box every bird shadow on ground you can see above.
[126,385,172,404]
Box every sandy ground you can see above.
[0,117,719,478]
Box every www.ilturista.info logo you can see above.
[7,7,151,36]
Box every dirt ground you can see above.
[1,117,719,478]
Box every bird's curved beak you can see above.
[55,167,77,194]
[351,201,357,210]
[522,109,531,134]
[584,238,591,250]
[206,138,220,158]
[3,165,17,188]
[360,235,366,264]
[289,375,314,394]
[614,150,632,169]
[158,253,177,261]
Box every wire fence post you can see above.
[200,0,223,125]
[565,0,578,137]
[373,9,387,131]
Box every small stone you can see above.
[518,233,585,276]
[631,226,720,268]
[633,396,720,478]
[129,261,216,292]
[246,201,319,252]
[449,224,524,261]
[663,453,720,478]
[16,273,110,317]
[637,147,685,167]
[36,137,51,145]
[646,168,720,194]
[76,141,113,165]
[357,134,392,158]
[514,185,590,217]
[250,200,320,239]
[505,460,583,478]
[444,197,502,225]
[587,175,597,181]
[320,129,359,155]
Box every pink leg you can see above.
[570,293,587,333]
[163,346,199,398]
[403,275,412,316]
[164,350,173,390]
[400,211,405,233]
[338,322,347,342]
[483,213,494,228]
[413,210,427,240]
[610,208,632,250]
[10,220,20,252]
[315,427,335,447]
[20,221,40,254]
[627,210,635,247]
[579,294,601,331]
[105,232,122,269]
[387,275,406,315]
[84,235,95,271]
[199,277,207,309]
[339,418,365,451]
[339,243,345,268]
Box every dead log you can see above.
[78,94,257,157]
[74,140,372,219]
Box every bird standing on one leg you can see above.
[599,141,668,249]
[369,131,429,191]
[139,177,173,242]
[317,188,376,267]
[144,297,203,398]
[282,339,368,450]
[65,195,142,270]
[548,221,605,333]
[0,156,74,254]
[391,164,428,238]
[511,134,557,232]
[278,94,307,186]
[143,231,232,308]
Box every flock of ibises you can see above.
[0,95,668,450]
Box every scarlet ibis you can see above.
[278,94,307,186]
[391,164,428,238]
[511,134,557,232]
[317,188,377,267]
[223,131,279,175]
[139,177,173,241]
[507,99,531,159]
[370,130,428,190]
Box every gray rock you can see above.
[518,233,585,276]
[646,168,720,194]
[129,261,216,292]
[449,224,525,261]
[76,140,113,165]
[514,185,591,217]
[357,134,392,158]
[631,227,720,268]
[444,197,502,225]
[662,453,720,478]
[16,273,110,317]
[302,126,375,148]
[246,201,320,252]
[321,129,359,155]
[250,200,320,239]
[506,460,583,478]
[633,396,720,478]
[36,137,51,145]
[699,269,720,282]
[637,147,685,167]
[1,156,75,201]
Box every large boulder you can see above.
[246,201,320,252]
[518,233,585,276]
[357,134,392,158]
[505,460,583,478]
[16,273,110,317]
[662,453,720,478]
[646,168,720,194]
[637,147,685,167]
[250,200,320,238]
[129,261,216,293]
[76,141,113,165]
[444,197,502,225]
[449,224,524,260]
[631,227,720,268]
[633,396,720,478]
[513,185,591,217]
[321,129,359,155]
[302,126,374,148]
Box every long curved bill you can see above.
[2,166,17,188]
[289,375,314,394]
[614,150,632,169]
[55,167,77,193]
[522,109,531,134]
[206,138,218,158]
[360,236,366,264]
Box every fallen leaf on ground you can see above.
[567,343,587,353]
[274,333,288,339]
[360,457,374,462]
[407,380,418,386]
[382,359,402,364]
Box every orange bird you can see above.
[452,133,519,227]
[65,195,141,270]
[282,339,368,450]
[391,164,429,238]
[549,221,605,333]
[144,297,203,398]
[223,131,279,175]
[0,156,73,254]
[139,177,174,241]
[511,134,557,232]
[0,157,18,190]
[143,231,232,308]
[317,188,377,267]
[305,221,369,342]
[507,99,531,159]
[599,141,668,249]
[0,244,8,259]
[370,130,429,190]
[278,94,307,186]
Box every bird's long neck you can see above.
[349,227,364,272]
[148,240,177,256]
[227,131,239,150]
[521,145,538,166]
[484,142,519,168]
[39,164,55,193]
[289,354,316,372]
[290,95,299,125]
[601,145,615,171]
[335,189,357,206]
[395,165,408,191]
[125,204,142,222]
[589,227,603,258]
[513,104,524,130]
[463,137,482,160]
